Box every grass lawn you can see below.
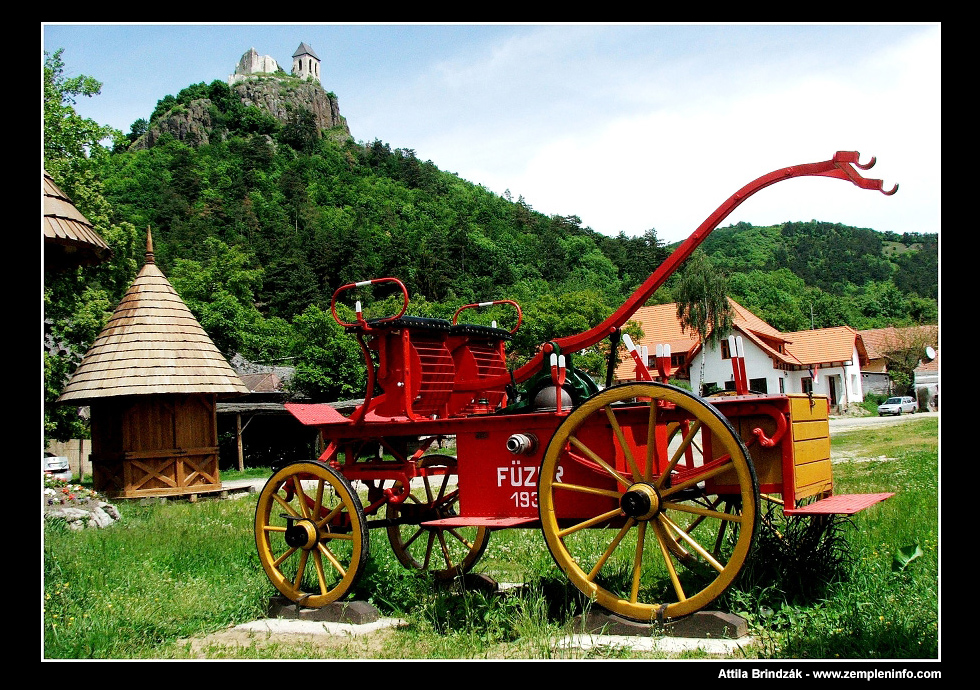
[43,417,939,660]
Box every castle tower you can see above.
[292,42,320,83]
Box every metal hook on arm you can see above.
[826,151,899,195]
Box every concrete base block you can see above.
[461,572,500,592]
[576,609,748,639]
[266,596,381,625]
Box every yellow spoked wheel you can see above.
[255,461,368,608]
[538,382,759,621]
[387,455,490,580]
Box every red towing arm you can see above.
[456,151,898,392]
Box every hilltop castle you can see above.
[228,42,321,85]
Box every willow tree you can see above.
[674,250,733,395]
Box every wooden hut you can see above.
[58,230,249,498]
[43,170,112,270]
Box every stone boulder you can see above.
[43,477,121,530]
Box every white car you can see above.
[43,452,72,482]
[877,396,917,416]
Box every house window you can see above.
[802,377,813,394]
[720,340,732,359]
[749,378,768,393]
[778,378,785,394]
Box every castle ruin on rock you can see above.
[229,42,321,85]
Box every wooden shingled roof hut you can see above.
[59,230,249,498]
[43,170,112,270]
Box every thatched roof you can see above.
[58,231,249,403]
[43,170,112,270]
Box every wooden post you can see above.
[236,413,244,471]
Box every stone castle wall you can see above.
[229,48,282,85]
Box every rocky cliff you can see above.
[233,80,349,135]
[130,78,351,150]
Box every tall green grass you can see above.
[43,417,938,659]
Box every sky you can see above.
[41,23,941,245]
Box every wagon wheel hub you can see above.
[284,518,320,550]
[620,482,662,521]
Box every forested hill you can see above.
[686,220,938,331]
[95,77,936,326]
[694,220,937,299]
[45,60,937,431]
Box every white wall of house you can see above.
[692,335,783,395]
[691,338,864,407]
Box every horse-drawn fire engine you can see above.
[255,151,897,621]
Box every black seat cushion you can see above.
[450,323,513,341]
[346,316,453,334]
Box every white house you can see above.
[618,298,869,411]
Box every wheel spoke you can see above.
[313,479,325,521]
[661,456,735,497]
[422,532,435,569]
[659,513,725,573]
[315,504,345,531]
[568,435,631,487]
[271,491,300,519]
[317,541,348,579]
[445,527,478,551]
[605,405,641,481]
[291,476,311,519]
[401,526,425,550]
[629,521,648,603]
[274,545,298,569]
[292,549,310,589]
[713,502,732,555]
[557,506,624,538]
[552,481,623,500]
[645,399,658,481]
[651,518,688,602]
[664,499,744,524]
[311,548,330,595]
[655,420,702,490]
[436,531,455,570]
[587,519,636,580]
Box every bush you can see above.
[861,392,888,415]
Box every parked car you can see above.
[43,452,72,482]
[877,396,917,416]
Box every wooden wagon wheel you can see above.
[255,461,369,608]
[538,382,759,621]
[386,455,490,579]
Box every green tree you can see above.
[674,250,733,394]
[43,50,135,442]
[168,238,265,356]
[727,268,809,332]
[44,49,122,190]
[289,305,365,401]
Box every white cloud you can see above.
[425,25,940,242]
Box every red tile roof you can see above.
[782,326,866,367]
[859,326,939,360]
[616,298,869,379]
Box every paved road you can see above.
[829,410,938,434]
